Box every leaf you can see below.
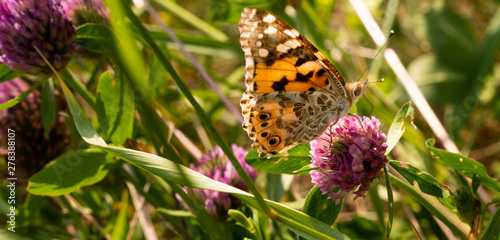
[96,71,135,144]
[41,79,56,138]
[0,79,44,110]
[245,144,312,175]
[303,185,343,225]
[28,150,111,196]
[0,65,21,83]
[426,139,500,192]
[385,101,414,155]
[76,24,116,52]
[388,160,451,198]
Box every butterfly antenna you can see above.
[355,30,394,83]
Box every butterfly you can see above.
[239,8,366,158]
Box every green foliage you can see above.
[427,139,500,192]
[385,101,414,155]
[302,186,343,225]
[0,65,21,83]
[389,160,451,198]
[28,150,111,196]
[246,144,311,175]
[96,71,134,144]
[76,24,116,52]
[2,0,499,239]
[41,79,56,138]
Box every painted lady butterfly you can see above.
[239,8,366,158]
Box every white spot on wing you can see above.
[256,41,262,47]
[259,48,269,57]
[283,40,300,49]
[284,29,298,38]
[276,43,291,53]
[257,33,264,39]
[264,26,277,34]
[263,14,276,23]
[291,39,301,46]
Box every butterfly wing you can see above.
[239,8,355,157]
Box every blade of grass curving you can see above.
[151,0,228,42]
[120,2,271,215]
[389,174,467,240]
[100,144,349,240]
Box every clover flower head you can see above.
[61,0,109,25]
[309,115,389,202]
[0,0,76,74]
[179,144,257,220]
[0,78,70,179]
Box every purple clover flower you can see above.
[0,0,77,75]
[309,115,389,202]
[61,0,109,25]
[179,145,257,220]
[0,78,70,180]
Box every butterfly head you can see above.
[348,80,367,102]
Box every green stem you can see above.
[384,166,394,238]
[389,174,468,239]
